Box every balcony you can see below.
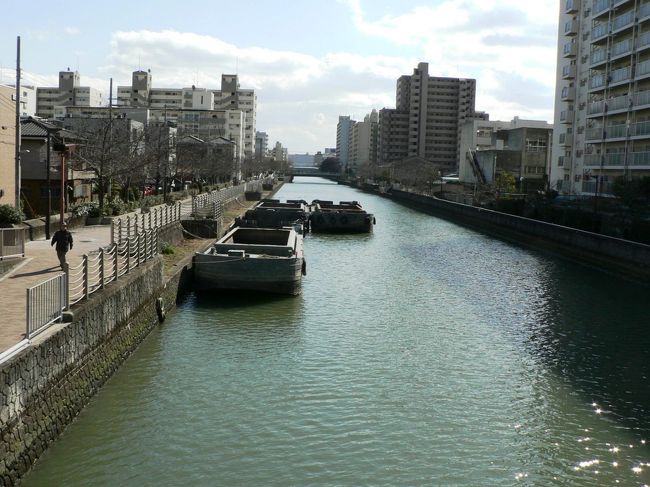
[636,59,650,80]
[584,152,625,166]
[564,18,579,36]
[590,49,608,67]
[609,65,631,85]
[611,10,635,34]
[591,23,610,42]
[611,38,633,60]
[563,64,577,79]
[565,0,580,13]
[593,0,611,18]
[590,73,606,90]
[561,86,576,101]
[640,3,650,22]
[638,31,650,52]
[558,155,572,166]
[560,110,575,123]
[563,41,577,57]
[559,132,574,145]
[631,151,650,166]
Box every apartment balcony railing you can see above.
[585,120,650,141]
[563,64,577,79]
[640,2,650,21]
[591,23,609,41]
[559,133,574,145]
[636,59,650,78]
[561,86,576,101]
[638,31,650,52]
[584,152,625,166]
[566,0,580,13]
[591,49,608,66]
[611,65,631,84]
[565,18,579,36]
[560,110,575,123]
[558,155,572,167]
[587,88,650,116]
[564,42,577,57]
[612,10,635,33]
[612,38,633,58]
[593,0,611,17]
[590,73,606,89]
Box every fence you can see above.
[111,202,181,245]
[191,184,248,220]
[26,273,67,339]
[26,228,159,337]
[0,227,26,260]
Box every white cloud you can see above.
[64,27,80,35]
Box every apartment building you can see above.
[0,86,16,207]
[271,141,288,163]
[255,131,269,162]
[552,0,650,195]
[348,110,379,173]
[378,62,476,172]
[36,70,102,118]
[117,71,256,159]
[336,116,353,166]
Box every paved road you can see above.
[0,225,112,354]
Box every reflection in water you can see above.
[22,179,650,487]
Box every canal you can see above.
[23,178,650,486]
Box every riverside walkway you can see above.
[0,225,112,354]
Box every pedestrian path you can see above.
[0,225,111,354]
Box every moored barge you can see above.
[309,200,375,233]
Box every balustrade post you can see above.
[113,243,119,281]
[127,237,131,273]
[100,248,105,289]
[126,216,131,242]
[83,255,89,299]
[144,231,149,260]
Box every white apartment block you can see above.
[336,116,353,166]
[348,110,379,172]
[379,62,476,171]
[2,85,37,117]
[552,0,650,196]
[36,70,102,118]
[117,71,256,160]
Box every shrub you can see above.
[0,204,24,227]
[160,242,175,255]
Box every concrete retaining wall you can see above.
[0,257,168,486]
[388,189,650,282]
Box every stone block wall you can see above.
[0,257,165,486]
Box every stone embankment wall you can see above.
[387,189,650,282]
[0,223,197,487]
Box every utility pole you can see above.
[14,36,21,209]
[45,131,51,238]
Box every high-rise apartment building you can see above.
[36,70,102,118]
[255,131,269,162]
[117,71,256,159]
[336,116,353,166]
[551,0,650,195]
[379,62,476,171]
[348,110,379,173]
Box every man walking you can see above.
[51,222,73,271]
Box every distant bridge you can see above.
[286,167,341,178]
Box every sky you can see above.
[0,0,560,154]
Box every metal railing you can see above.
[111,202,181,245]
[0,228,26,260]
[191,184,247,219]
[26,228,159,337]
[26,273,67,339]
[68,229,159,306]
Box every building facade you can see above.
[551,0,650,195]
[336,116,353,166]
[36,70,102,118]
[348,109,379,174]
[255,131,269,162]
[379,62,476,172]
[0,86,16,207]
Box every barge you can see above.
[309,200,375,233]
[232,199,311,234]
[194,227,305,295]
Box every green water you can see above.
[23,178,650,486]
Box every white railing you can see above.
[68,229,159,306]
[26,228,159,337]
[0,228,26,260]
[111,202,181,245]
[191,184,247,219]
[26,273,67,339]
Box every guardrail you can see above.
[191,184,247,220]
[26,273,67,339]
[26,228,159,338]
[0,227,26,260]
[111,202,180,245]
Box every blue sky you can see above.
[0,0,559,153]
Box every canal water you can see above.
[23,178,650,486]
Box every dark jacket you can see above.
[51,230,73,252]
